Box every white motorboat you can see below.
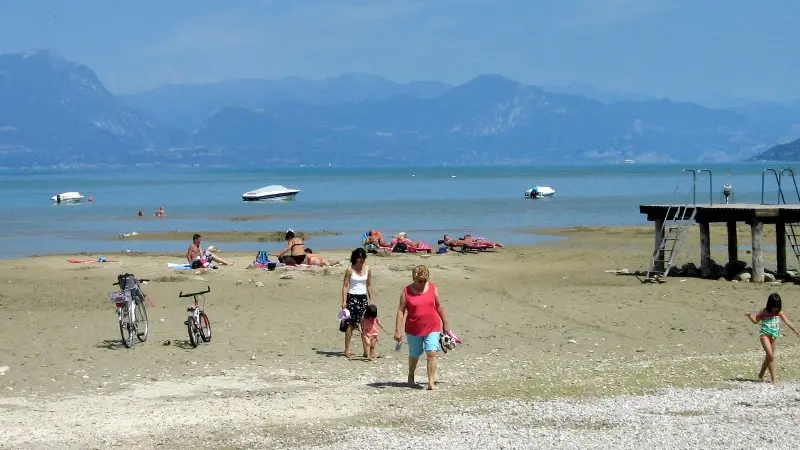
[51,191,85,203]
[524,186,556,199]
[242,185,300,201]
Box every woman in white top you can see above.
[341,247,374,358]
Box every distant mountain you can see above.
[731,101,800,142]
[186,74,772,165]
[0,50,174,166]
[118,73,451,131]
[750,138,800,161]
[0,50,793,167]
[543,83,656,104]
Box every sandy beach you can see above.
[2,225,800,449]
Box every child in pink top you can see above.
[360,304,387,361]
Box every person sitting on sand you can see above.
[304,248,337,267]
[186,233,233,268]
[277,229,306,265]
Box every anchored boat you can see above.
[242,185,300,201]
[524,186,556,199]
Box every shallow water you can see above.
[0,162,794,257]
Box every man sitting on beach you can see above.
[186,233,234,268]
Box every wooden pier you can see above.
[639,204,800,282]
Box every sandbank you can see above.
[111,229,343,242]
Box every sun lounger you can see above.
[391,238,432,254]
[442,239,496,253]
[362,231,390,254]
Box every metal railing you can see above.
[682,168,713,205]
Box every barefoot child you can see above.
[360,304,388,361]
[746,292,800,383]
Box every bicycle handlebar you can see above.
[111,277,150,286]
[178,286,211,297]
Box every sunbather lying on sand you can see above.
[304,249,338,266]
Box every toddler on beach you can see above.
[746,292,800,383]
[360,304,388,361]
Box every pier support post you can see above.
[699,222,711,277]
[751,221,764,283]
[776,222,787,275]
[654,217,665,273]
[726,221,738,263]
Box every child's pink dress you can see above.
[361,317,380,338]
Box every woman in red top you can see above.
[393,265,452,390]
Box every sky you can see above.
[0,0,797,105]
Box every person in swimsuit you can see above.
[393,265,452,390]
[303,248,337,266]
[395,232,424,249]
[277,229,306,265]
[341,247,374,358]
[746,292,800,383]
[186,234,233,268]
[365,230,390,248]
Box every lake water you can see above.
[0,162,797,258]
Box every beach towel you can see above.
[167,263,193,270]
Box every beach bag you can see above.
[393,241,408,253]
[254,250,270,267]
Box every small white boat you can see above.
[51,191,85,203]
[524,186,556,199]
[242,185,300,201]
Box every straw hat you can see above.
[397,231,408,238]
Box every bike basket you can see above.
[109,291,131,304]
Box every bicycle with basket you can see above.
[179,286,212,348]
[108,273,150,348]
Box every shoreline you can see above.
[12,222,795,261]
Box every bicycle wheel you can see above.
[187,318,199,348]
[199,311,211,342]
[135,299,149,342]
[119,308,133,348]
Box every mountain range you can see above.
[2,49,800,167]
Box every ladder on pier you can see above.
[768,168,800,267]
[645,204,697,281]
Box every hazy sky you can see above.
[0,0,797,103]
